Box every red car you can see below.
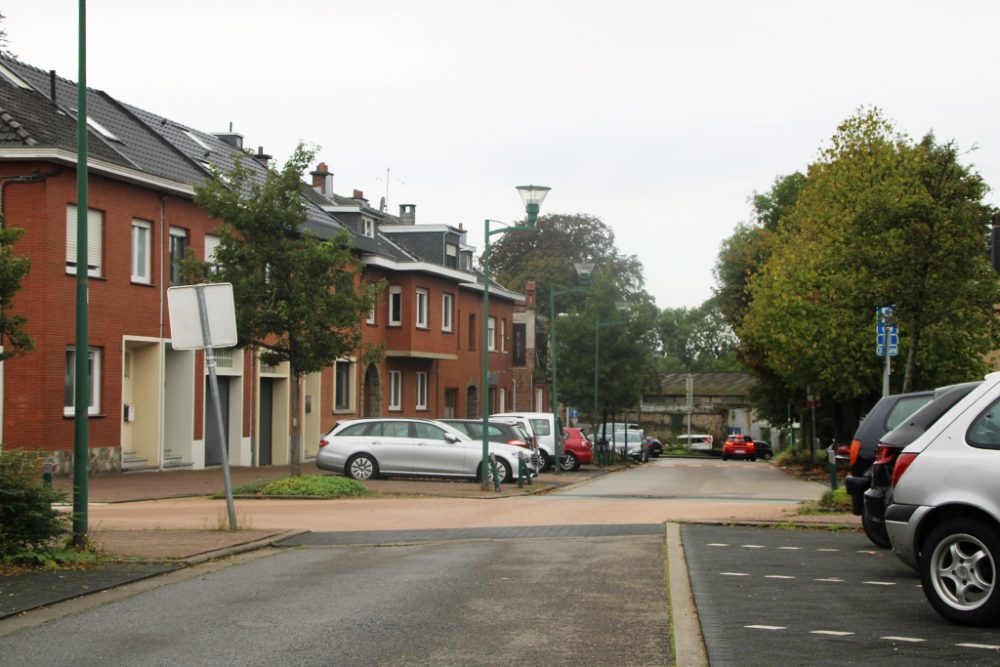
[559,427,594,471]
[722,434,756,461]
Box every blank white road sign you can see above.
[167,283,238,350]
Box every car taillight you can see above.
[874,444,900,466]
[507,439,528,448]
[319,438,329,448]
[849,439,861,466]
[891,452,918,488]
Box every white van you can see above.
[495,412,557,471]
[677,434,714,451]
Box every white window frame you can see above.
[204,233,221,269]
[499,388,506,413]
[415,372,428,410]
[389,370,402,410]
[415,288,429,329]
[361,218,375,238]
[366,303,376,325]
[441,293,453,332]
[169,227,188,286]
[64,347,101,416]
[389,286,402,325]
[500,318,507,352]
[333,359,355,412]
[131,219,152,284]
[66,204,103,277]
[488,317,497,351]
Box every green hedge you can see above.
[0,450,68,559]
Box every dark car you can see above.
[645,437,664,458]
[752,441,773,460]
[844,390,935,516]
[860,381,981,548]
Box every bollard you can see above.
[827,447,839,491]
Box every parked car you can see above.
[559,427,594,471]
[495,412,558,471]
[752,441,773,460]
[861,382,981,548]
[645,437,664,458]
[677,434,714,451]
[885,372,1000,626]
[317,418,535,484]
[608,428,649,462]
[439,419,532,449]
[844,389,935,516]
[492,415,543,470]
[722,434,756,461]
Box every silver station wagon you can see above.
[316,418,535,484]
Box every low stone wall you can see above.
[50,447,121,476]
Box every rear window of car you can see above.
[335,423,369,437]
[967,396,1000,449]
[530,419,551,436]
[885,396,933,431]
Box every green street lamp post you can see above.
[481,185,550,489]
[549,262,594,473]
[592,302,628,465]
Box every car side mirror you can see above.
[446,434,461,443]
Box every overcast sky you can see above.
[7,1,1000,308]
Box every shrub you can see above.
[818,486,851,511]
[774,448,817,466]
[259,475,371,498]
[0,450,68,559]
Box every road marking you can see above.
[810,630,854,636]
[863,581,896,586]
[745,625,786,631]
[741,544,765,549]
[957,643,1000,650]
[882,636,926,643]
[706,543,730,547]
[815,577,844,583]
[720,572,750,577]
[857,550,880,555]
[816,548,840,552]
[777,546,801,550]
[764,575,795,579]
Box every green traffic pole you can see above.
[481,219,491,490]
[72,0,90,548]
[550,285,561,474]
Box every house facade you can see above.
[0,55,535,474]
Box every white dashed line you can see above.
[745,625,786,631]
[816,548,840,552]
[706,543,729,547]
[863,581,896,586]
[764,575,796,579]
[777,546,801,550]
[882,636,926,643]
[815,577,844,583]
[857,550,880,555]
[810,630,855,636]
[720,572,750,577]
[741,544,765,549]
[957,643,1000,650]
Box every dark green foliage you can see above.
[0,226,33,361]
[0,451,67,558]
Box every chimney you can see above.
[254,146,271,167]
[353,189,366,201]
[523,280,536,308]
[310,162,333,196]
[398,204,416,225]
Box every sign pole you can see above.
[196,285,237,530]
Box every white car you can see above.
[884,371,1000,625]
[317,418,535,484]
[494,412,559,471]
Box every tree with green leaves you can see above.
[736,108,999,434]
[190,145,381,476]
[0,223,32,361]
[657,297,739,372]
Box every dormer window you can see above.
[361,217,375,238]
[446,243,458,269]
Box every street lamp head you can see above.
[615,300,629,312]
[574,261,595,285]
[516,185,551,224]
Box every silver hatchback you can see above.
[316,418,534,484]
[885,371,1000,626]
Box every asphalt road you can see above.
[682,524,1000,666]
[0,532,671,667]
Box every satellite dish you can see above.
[379,196,386,212]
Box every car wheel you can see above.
[641,449,649,463]
[920,517,1000,626]
[346,454,378,481]
[861,507,891,549]
[762,452,772,461]
[536,450,551,472]
[559,452,580,472]
[722,455,728,461]
[487,458,511,485]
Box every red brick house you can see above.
[0,55,534,473]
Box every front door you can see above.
[205,377,230,467]
[259,378,273,466]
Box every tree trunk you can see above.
[289,363,302,477]
[901,319,922,394]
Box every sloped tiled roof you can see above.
[657,372,755,397]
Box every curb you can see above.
[666,522,709,667]
[180,528,309,565]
